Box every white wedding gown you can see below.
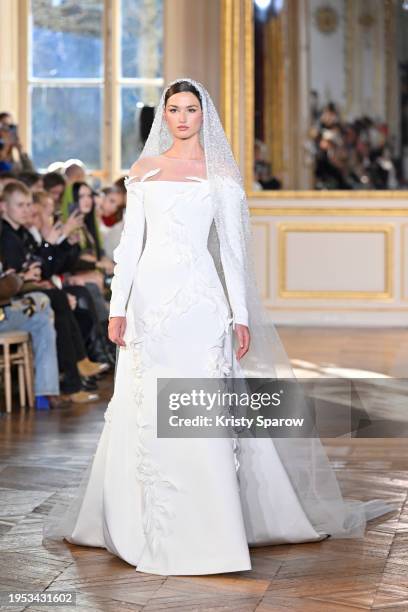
[47,156,396,575]
[55,159,328,576]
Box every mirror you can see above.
[249,0,408,194]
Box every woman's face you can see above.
[101,192,122,217]
[163,92,203,140]
[78,184,93,214]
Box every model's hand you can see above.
[235,324,250,360]
[108,316,127,347]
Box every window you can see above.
[120,0,163,169]
[26,0,163,180]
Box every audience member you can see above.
[0,180,106,403]
[96,186,124,260]
[64,159,86,185]
[43,172,66,210]
[0,264,63,410]
[0,112,35,174]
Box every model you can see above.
[43,78,393,576]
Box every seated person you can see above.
[0,180,106,403]
[60,181,114,291]
[29,193,114,366]
[0,264,62,410]
[43,171,66,211]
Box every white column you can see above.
[0,0,20,117]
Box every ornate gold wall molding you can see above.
[0,1,22,126]
[277,222,394,299]
[17,0,29,152]
[220,0,241,162]
[244,0,255,192]
[400,223,408,301]
[249,207,408,215]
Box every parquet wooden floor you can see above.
[0,327,407,611]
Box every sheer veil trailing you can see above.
[43,77,395,544]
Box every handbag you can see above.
[0,272,24,305]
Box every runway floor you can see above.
[0,326,407,611]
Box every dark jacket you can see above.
[0,220,80,279]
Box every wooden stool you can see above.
[0,331,35,413]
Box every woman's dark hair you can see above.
[164,81,202,109]
[113,175,127,194]
[101,185,124,221]
[101,185,121,197]
[72,181,102,259]
[72,181,93,215]
[43,171,66,191]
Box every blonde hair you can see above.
[1,180,31,204]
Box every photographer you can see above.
[0,112,36,174]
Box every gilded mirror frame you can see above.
[221,0,408,200]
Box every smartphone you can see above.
[8,124,18,144]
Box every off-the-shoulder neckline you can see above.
[125,168,208,186]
